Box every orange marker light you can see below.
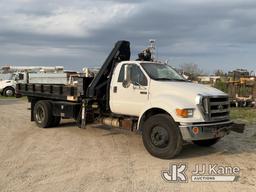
[192,127,200,135]
[176,109,189,118]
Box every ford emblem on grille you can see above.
[218,105,224,111]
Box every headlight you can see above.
[195,94,209,115]
[176,108,194,118]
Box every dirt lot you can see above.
[0,99,255,192]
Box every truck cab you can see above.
[110,61,236,158]
[0,72,27,96]
[110,61,229,124]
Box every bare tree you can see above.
[179,63,204,80]
[214,69,225,76]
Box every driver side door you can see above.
[110,63,149,116]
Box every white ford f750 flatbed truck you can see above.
[16,40,244,159]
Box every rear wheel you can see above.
[3,87,15,97]
[193,138,220,147]
[33,101,53,128]
[142,114,183,159]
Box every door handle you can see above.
[140,91,148,94]
[113,86,117,93]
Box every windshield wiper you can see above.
[154,78,173,81]
[154,78,186,81]
[171,79,187,82]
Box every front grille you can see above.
[201,96,230,121]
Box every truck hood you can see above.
[150,81,227,101]
[0,80,13,87]
[0,80,12,83]
[0,80,13,84]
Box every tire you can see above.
[142,114,183,159]
[51,116,61,127]
[33,101,53,128]
[3,87,15,97]
[193,138,220,147]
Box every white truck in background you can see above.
[0,66,67,96]
[0,72,27,96]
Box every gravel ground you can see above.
[0,99,255,192]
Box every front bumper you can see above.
[179,121,245,141]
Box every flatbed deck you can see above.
[16,83,78,101]
[16,76,94,102]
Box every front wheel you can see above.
[142,114,183,159]
[193,138,220,147]
[3,87,15,97]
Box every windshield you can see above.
[141,63,185,81]
[0,73,12,81]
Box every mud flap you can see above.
[230,123,245,133]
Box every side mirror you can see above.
[122,80,130,88]
[122,65,131,88]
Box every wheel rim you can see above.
[150,126,169,148]
[5,89,14,96]
[36,106,45,123]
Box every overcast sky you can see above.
[0,0,255,73]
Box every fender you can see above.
[0,80,16,93]
[137,94,204,130]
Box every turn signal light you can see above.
[176,108,193,118]
[176,109,188,117]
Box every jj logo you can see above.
[161,163,188,182]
